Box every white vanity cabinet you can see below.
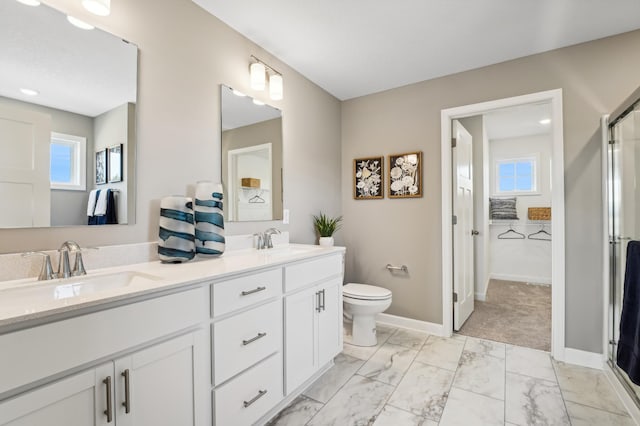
[284,254,344,394]
[0,287,209,426]
[0,331,203,426]
[211,268,284,426]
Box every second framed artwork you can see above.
[388,151,422,198]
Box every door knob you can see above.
[471,230,479,236]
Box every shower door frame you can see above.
[603,86,640,411]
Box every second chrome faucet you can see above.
[254,228,281,250]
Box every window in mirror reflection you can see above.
[50,132,86,191]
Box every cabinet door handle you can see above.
[241,286,267,296]
[321,289,326,311]
[316,291,322,312]
[121,369,131,414]
[242,332,267,346]
[103,376,113,423]
[243,389,267,408]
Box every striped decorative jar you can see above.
[194,181,226,256]
[158,196,196,263]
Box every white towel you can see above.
[87,189,99,216]
[94,189,109,216]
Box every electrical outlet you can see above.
[283,209,290,224]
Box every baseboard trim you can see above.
[604,363,640,425]
[563,347,605,370]
[475,292,487,302]
[489,273,551,285]
[376,313,444,336]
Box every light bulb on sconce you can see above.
[82,0,111,16]
[250,62,266,91]
[269,74,283,101]
[249,55,284,101]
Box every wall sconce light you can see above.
[82,0,111,16]
[250,62,266,91]
[250,55,284,101]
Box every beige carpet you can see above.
[458,279,551,351]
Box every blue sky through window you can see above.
[498,159,534,192]
[50,143,72,183]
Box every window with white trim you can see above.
[50,132,86,191]
[495,156,538,194]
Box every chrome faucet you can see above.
[58,241,91,277]
[263,228,281,249]
[253,228,281,250]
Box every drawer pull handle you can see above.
[243,389,268,408]
[103,376,113,423]
[121,369,131,414]
[316,291,322,312]
[320,289,326,311]
[241,286,267,296]
[243,332,267,346]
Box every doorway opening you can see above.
[440,90,565,359]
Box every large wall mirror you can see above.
[221,85,283,222]
[0,0,138,228]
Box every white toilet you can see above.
[343,283,392,347]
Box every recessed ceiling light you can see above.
[20,88,39,96]
[539,118,551,125]
[67,15,95,30]
[82,0,110,16]
[16,0,41,6]
[252,99,265,106]
[232,89,246,97]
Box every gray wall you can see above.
[0,96,94,227]
[342,29,640,353]
[0,0,341,251]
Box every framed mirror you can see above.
[221,85,283,222]
[0,0,138,228]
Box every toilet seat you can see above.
[343,283,391,301]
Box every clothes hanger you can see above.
[248,191,265,203]
[497,223,525,239]
[528,224,552,241]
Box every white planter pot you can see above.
[319,236,334,247]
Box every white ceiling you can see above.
[0,1,137,117]
[221,85,281,131]
[193,0,640,100]
[484,103,551,140]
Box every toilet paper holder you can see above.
[386,264,408,273]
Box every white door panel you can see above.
[0,106,51,227]
[453,120,475,330]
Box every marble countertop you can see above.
[0,244,345,332]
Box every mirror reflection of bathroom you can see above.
[0,0,138,228]
[220,85,283,222]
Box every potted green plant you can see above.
[313,212,343,247]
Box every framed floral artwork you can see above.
[353,156,384,199]
[388,151,422,198]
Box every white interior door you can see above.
[453,120,475,330]
[0,105,51,227]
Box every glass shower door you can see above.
[609,101,640,402]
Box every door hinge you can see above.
[609,139,615,145]
[451,138,457,148]
[453,292,458,303]
[452,215,457,225]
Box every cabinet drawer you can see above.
[213,299,282,386]
[214,352,283,426]
[284,255,343,292]
[212,269,282,317]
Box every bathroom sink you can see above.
[0,271,163,305]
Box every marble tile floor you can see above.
[268,324,635,426]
